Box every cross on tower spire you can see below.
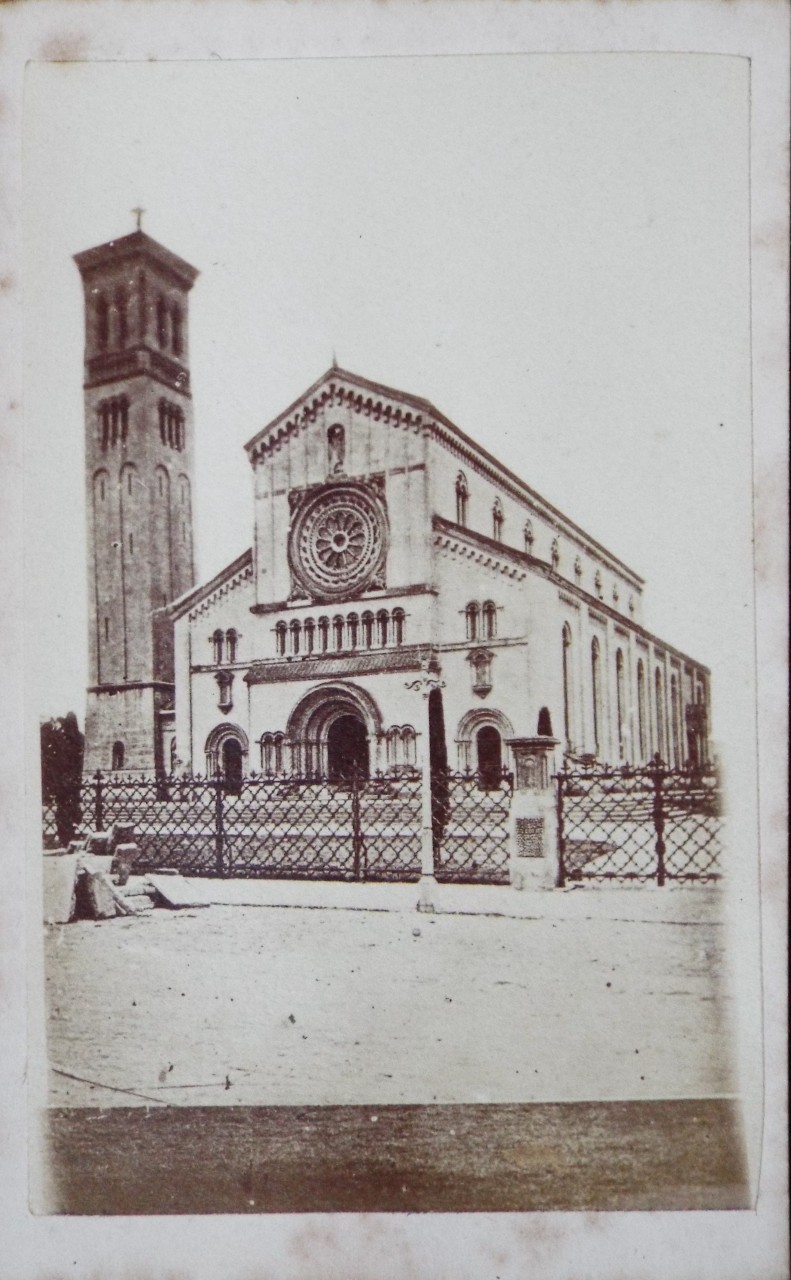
[132,206,145,231]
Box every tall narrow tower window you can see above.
[171,303,183,356]
[156,295,168,348]
[98,403,109,451]
[115,288,129,346]
[96,294,109,350]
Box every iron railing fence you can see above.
[77,768,425,882]
[432,767,513,885]
[556,757,722,886]
[74,766,514,883]
[41,800,60,849]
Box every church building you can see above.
[76,230,711,787]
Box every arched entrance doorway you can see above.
[286,682,383,778]
[327,713,369,782]
[222,738,244,794]
[476,724,503,788]
[204,723,249,789]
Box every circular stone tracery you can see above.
[290,485,387,599]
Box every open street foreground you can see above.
[40,882,748,1212]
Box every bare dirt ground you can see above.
[44,885,734,1108]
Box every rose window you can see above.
[289,484,387,599]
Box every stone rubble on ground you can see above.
[42,823,196,923]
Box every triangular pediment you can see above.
[244,366,443,463]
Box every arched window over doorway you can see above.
[476,725,503,789]
[327,713,369,783]
[222,738,244,794]
[111,741,125,771]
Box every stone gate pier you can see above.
[507,737,560,890]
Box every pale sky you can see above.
[24,55,753,746]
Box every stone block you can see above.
[111,842,139,885]
[147,874,209,908]
[80,869,118,919]
[110,823,137,851]
[43,853,80,923]
[85,832,111,856]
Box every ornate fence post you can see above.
[214,774,225,877]
[506,737,560,890]
[556,770,567,888]
[404,659,446,913]
[94,769,104,832]
[351,765,363,881]
[652,756,666,887]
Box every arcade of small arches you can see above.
[274,608,406,657]
[198,684,521,788]
[94,289,183,357]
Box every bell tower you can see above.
[75,229,199,774]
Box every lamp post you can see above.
[405,658,446,912]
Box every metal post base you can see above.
[416,873,437,913]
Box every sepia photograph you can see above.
[4,7,786,1278]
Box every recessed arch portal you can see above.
[455,707,515,773]
[204,722,249,787]
[286,681,384,779]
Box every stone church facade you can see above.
[77,230,711,785]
